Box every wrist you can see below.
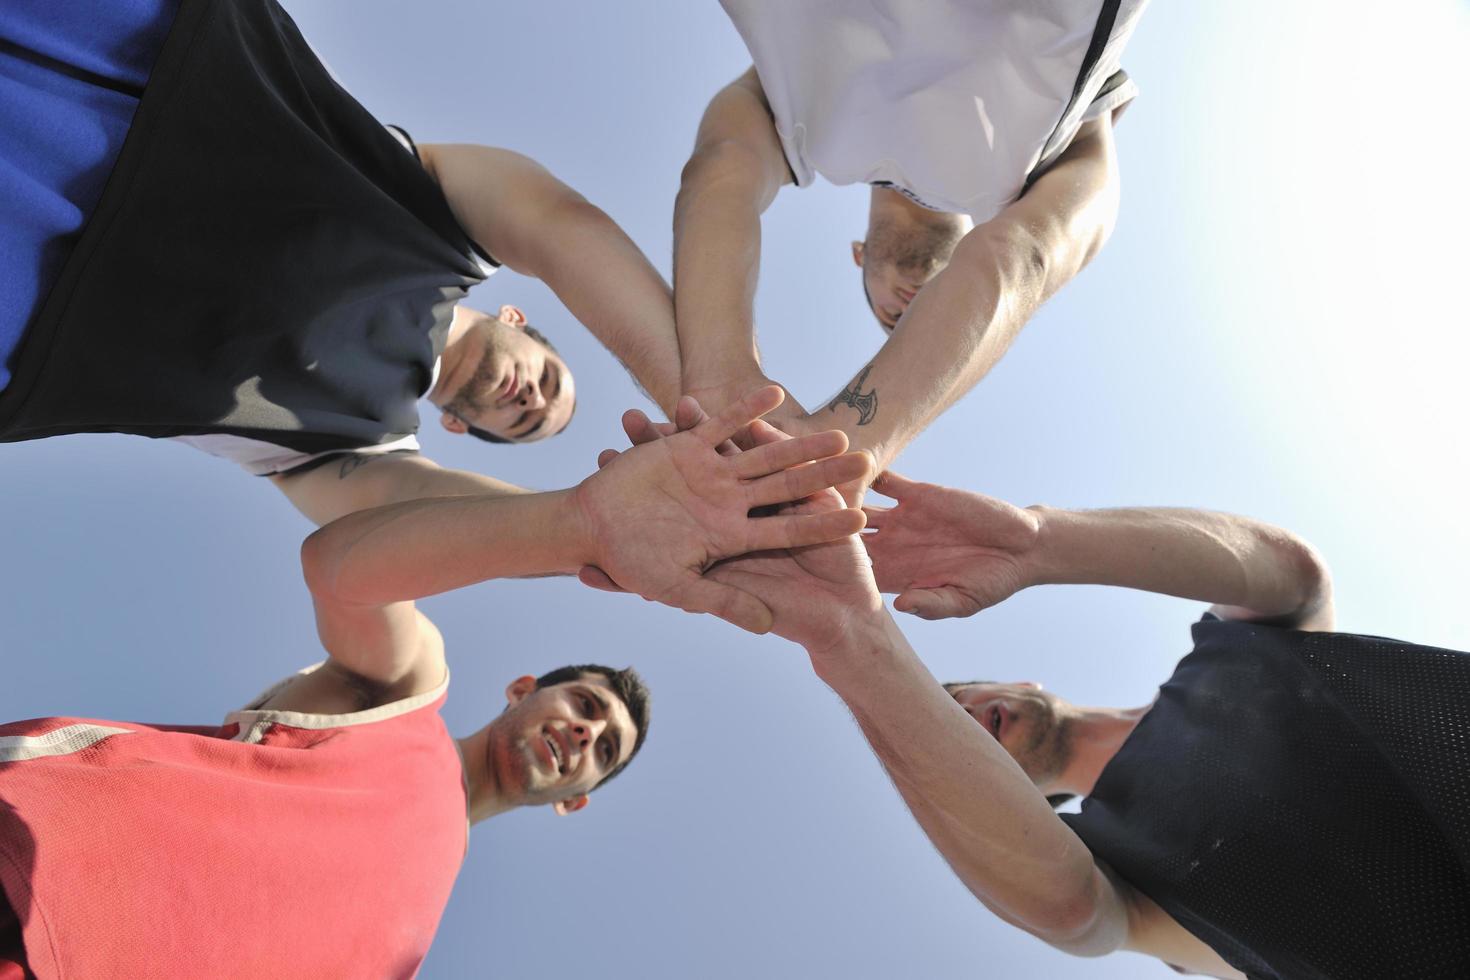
[561,483,604,570]
[807,605,902,682]
[1022,504,1080,587]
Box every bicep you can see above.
[682,68,793,201]
[991,116,1122,293]
[312,598,447,697]
[418,142,584,275]
[272,452,525,527]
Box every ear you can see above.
[504,675,537,705]
[440,411,469,435]
[499,304,527,328]
[553,794,590,816]
[850,240,865,268]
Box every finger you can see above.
[861,504,891,528]
[894,587,977,620]
[673,395,710,432]
[693,384,784,447]
[622,410,673,447]
[745,451,873,508]
[671,576,774,634]
[596,448,621,470]
[578,566,629,594]
[871,470,921,500]
[744,418,788,448]
[745,506,866,551]
[730,428,849,479]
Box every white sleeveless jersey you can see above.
[720,0,1149,220]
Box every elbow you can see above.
[677,140,769,212]
[1278,533,1334,625]
[1023,867,1124,957]
[299,528,341,602]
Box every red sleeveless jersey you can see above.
[0,667,467,978]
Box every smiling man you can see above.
[673,0,1149,496]
[0,387,869,977]
[0,0,683,526]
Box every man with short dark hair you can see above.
[0,0,684,526]
[0,387,869,976]
[685,462,1469,978]
[672,0,1149,499]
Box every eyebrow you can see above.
[582,686,624,768]
[509,363,565,441]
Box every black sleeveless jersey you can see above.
[1063,618,1470,978]
[0,0,489,454]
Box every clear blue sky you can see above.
[4,2,1468,976]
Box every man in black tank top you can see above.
[694,460,1468,979]
[0,0,684,528]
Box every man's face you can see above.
[443,309,576,442]
[491,675,638,814]
[946,681,1071,786]
[856,248,932,334]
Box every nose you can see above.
[518,379,546,410]
[569,720,603,751]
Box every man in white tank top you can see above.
[673,0,1148,498]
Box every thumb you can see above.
[893,587,978,621]
[578,565,629,594]
[596,448,621,470]
[672,576,774,635]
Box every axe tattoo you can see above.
[828,364,879,426]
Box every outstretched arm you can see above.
[420,143,682,415]
[292,388,867,705]
[688,472,1132,954]
[816,116,1122,483]
[671,67,801,419]
[864,471,1335,629]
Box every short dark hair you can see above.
[535,663,650,791]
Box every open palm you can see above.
[862,472,1041,619]
[574,387,870,633]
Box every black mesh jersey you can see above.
[0,0,491,455]
[1063,618,1470,979]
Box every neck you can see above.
[867,185,967,236]
[428,307,483,408]
[457,726,514,824]
[1052,704,1152,798]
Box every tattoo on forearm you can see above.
[827,364,879,425]
[338,454,381,480]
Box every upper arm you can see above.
[978,115,1121,299]
[417,142,590,277]
[1207,527,1336,632]
[300,532,448,697]
[679,66,794,207]
[271,452,525,527]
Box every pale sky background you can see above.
[4,2,1470,977]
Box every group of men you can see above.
[2,0,1465,978]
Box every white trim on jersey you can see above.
[0,723,133,763]
[226,662,452,743]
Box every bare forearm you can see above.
[824,226,1040,469]
[536,199,683,415]
[301,488,592,607]
[811,614,1125,950]
[825,121,1119,470]
[1027,506,1334,627]
[672,147,774,387]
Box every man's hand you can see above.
[862,471,1040,619]
[683,373,809,447]
[573,386,870,633]
[707,482,884,651]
